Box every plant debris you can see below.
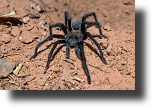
[68,73,84,83]
[0,13,23,26]
[13,61,25,75]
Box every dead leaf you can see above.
[13,61,25,75]
[0,16,23,26]
[2,11,15,16]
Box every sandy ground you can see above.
[0,0,135,90]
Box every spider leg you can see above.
[86,32,107,65]
[81,12,98,34]
[84,21,108,39]
[44,40,66,74]
[66,43,70,59]
[49,23,67,35]
[82,12,98,23]
[29,34,65,60]
[64,11,72,31]
[75,44,81,60]
[79,42,91,84]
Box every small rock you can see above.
[0,58,16,78]
[38,21,46,29]
[75,86,80,90]
[30,4,36,9]
[36,5,42,12]
[23,17,30,24]
[55,83,60,90]
[42,32,47,37]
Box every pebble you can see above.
[42,32,47,37]
[23,17,30,24]
[30,4,36,9]
[0,58,16,78]
[38,21,46,29]
[36,5,42,12]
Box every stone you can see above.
[23,17,30,24]
[0,58,16,78]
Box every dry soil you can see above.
[0,0,135,90]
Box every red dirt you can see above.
[0,0,135,90]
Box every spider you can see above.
[29,11,108,84]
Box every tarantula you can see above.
[29,11,108,84]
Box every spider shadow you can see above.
[50,44,66,61]
[84,42,101,58]
[34,41,65,61]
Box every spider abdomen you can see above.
[65,30,83,46]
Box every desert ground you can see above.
[0,0,135,90]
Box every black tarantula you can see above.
[29,11,108,84]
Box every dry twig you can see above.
[88,63,103,71]
[0,52,22,58]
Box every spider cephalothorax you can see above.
[29,11,108,84]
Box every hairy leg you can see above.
[44,40,65,73]
[29,35,64,60]
[84,21,108,39]
[81,12,108,38]
[64,11,72,31]
[82,12,98,23]
[86,32,107,65]
[75,44,81,60]
[66,43,70,59]
[81,12,98,34]
[49,23,67,35]
[79,42,91,84]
